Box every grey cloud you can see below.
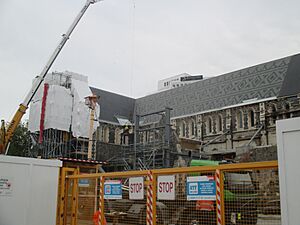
[1,0,300,120]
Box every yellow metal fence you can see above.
[58,161,280,225]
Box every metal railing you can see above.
[58,161,280,225]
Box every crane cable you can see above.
[130,0,136,97]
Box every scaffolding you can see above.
[29,129,96,159]
[106,107,176,171]
[26,70,99,160]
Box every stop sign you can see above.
[157,175,175,200]
[129,177,144,200]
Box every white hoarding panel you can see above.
[276,118,300,225]
[0,156,62,225]
[129,177,144,200]
[0,177,13,196]
[157,175,175,200]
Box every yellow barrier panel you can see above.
[59,161,280,225]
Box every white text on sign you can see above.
[157,175,175,200]
[129,177,144,200]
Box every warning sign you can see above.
[104,180,122,200]
[129,177,144,200]
[186,176,216,201]
[157,175,175,200]
[0,177,13,196]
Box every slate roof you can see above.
[90,87,135,124]
[91,53,300,124]
[278,54,300,97]
[136,54,300,119]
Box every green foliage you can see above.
[7,122,32,156]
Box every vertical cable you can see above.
[130,0,136,96]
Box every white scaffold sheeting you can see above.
[70,72,99,138]
[45,85,73,131]
[28,71,99,138]
[72,79,92,138]
[28,85,72,132]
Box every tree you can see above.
[7,122,32,157]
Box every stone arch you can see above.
[216,114,223,132]
[206,116,213,134]
[237,110,244,129]
[285,102,291,118]
[269,103,277,124]
[115,128,121,145]
[270,103,277,113]
[248,108,255,128]
[284,102,290,111]
[190,119,196,137]
[103,126,109,143]
[108,127,115,143]
[181,121,187,137]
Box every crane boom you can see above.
[0,0,102,154]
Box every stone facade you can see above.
[96,96,300,167]
[173,97,298,153]
[92,54,300,166]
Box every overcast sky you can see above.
[1,0,300,121]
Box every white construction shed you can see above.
[0,156,62,225]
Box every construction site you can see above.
[1,0,300,225]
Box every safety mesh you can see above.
[223,168,281,225]
[77,178,98,225]
[156,172,217,225]
[60,164,281,225]
[103,176,148,225]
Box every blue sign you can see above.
[79,179,89,187]
[186,176,216,200]
[104,181,122,199]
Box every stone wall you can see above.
[96,141,123,162]
[236,146,278,162]
[249,146,278,162]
